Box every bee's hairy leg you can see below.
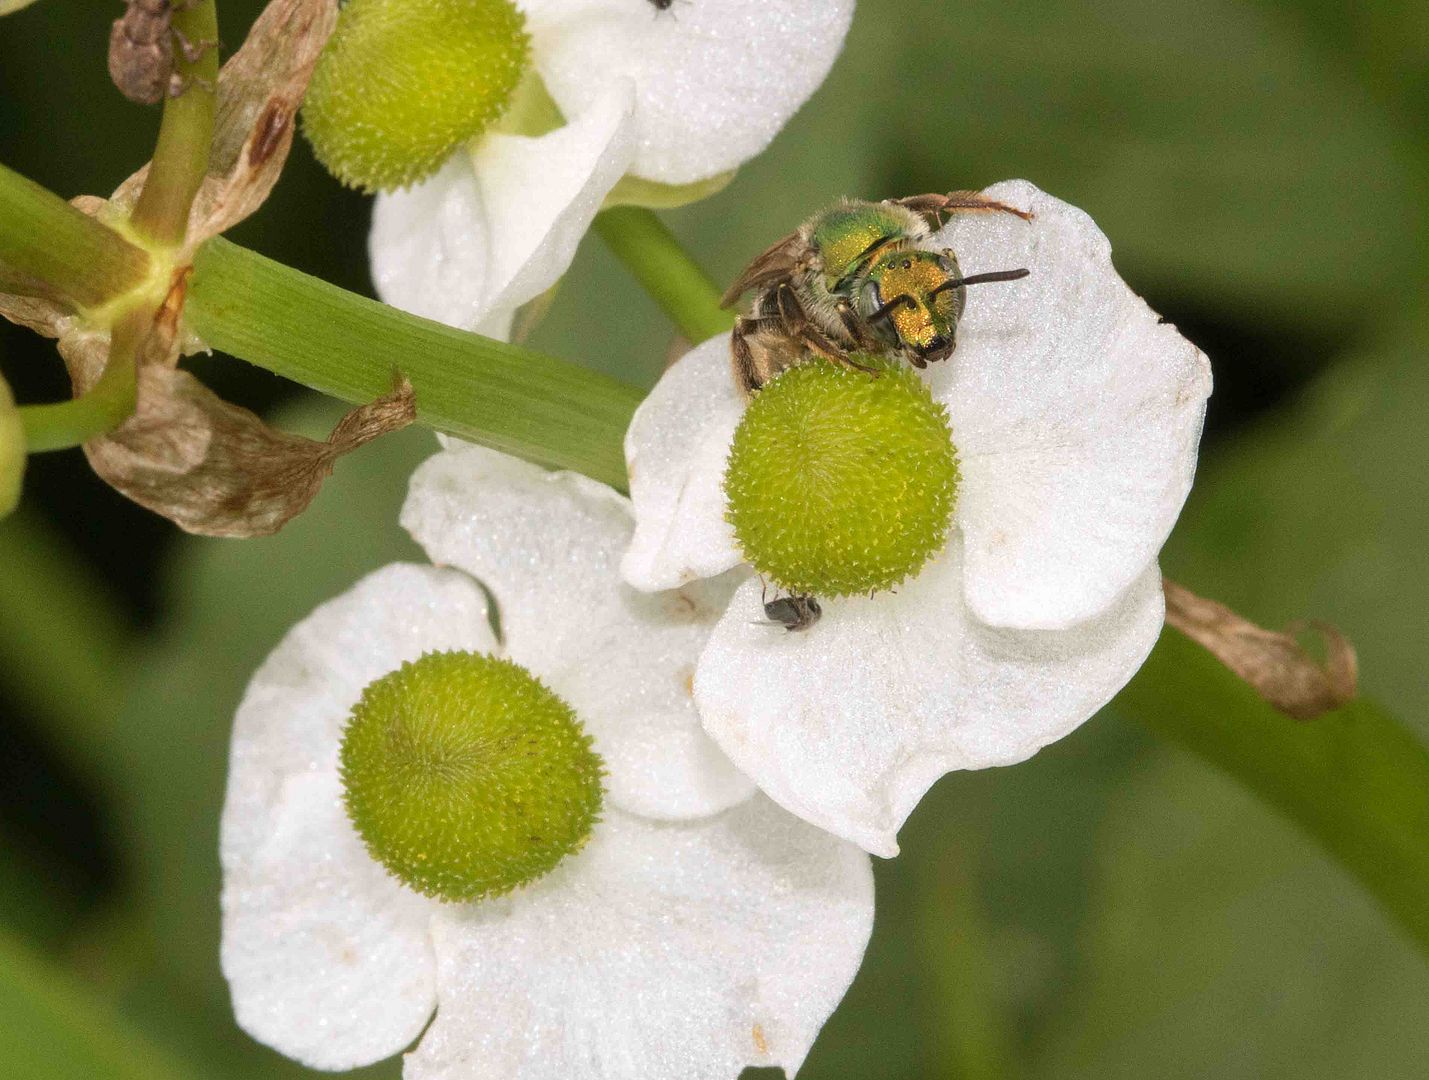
[835,299,882,351]
[892,191,1034,225]
[834,352,881,376]
[771,283,855,366]
[730,317,765,397]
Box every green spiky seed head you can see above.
[340,651,603,903]
[302,0,530,192]
[724,358,959,597]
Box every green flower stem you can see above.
[0,508,132,795]
[0,162,150,310]
[594,206,735,344]
[19,306,148,452]
[1117,629,1429,956]
[185,237,640,489]
[128,0,220,248]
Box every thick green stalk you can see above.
[185,238,640,489]
[0,163,150,309]
[1116,630,1429,955]
[594,206,735,344]
[128,0,220,247]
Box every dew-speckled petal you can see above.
[622,335,746,592]
[518,0,854,183]
[405,798,873,1080]
[928,179,1211,630]
[696,544,1166,856]
[370,84,636,329]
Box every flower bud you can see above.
[724,358,959,597]
[302,0,530,192]
[340,651,603,903]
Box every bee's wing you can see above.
[720,231,804,308]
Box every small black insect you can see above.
[763,593,822,633]
[648,0,675,8]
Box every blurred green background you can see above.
[2,0,1428,1077]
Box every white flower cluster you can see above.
[222,450,873,1079]
[222,8,1212,1078]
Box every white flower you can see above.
[621,180,1213,856]
[370,0,856,331]
[220,444,873,1079]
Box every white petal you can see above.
[221,563,499,1068]
[928,179,1212,630]
[622,335,745,592]
[370,154,491,329]
[475,84,637,314]
[405,799,873,1080]
[402,444,755,820]
[696,542,1165,856]
[370,85,636,330]
[519,0,854,183]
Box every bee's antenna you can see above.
[929,267,1030,299]
[869,293,915,322]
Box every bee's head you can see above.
[862,251,1030,366]
[862,250,964,363]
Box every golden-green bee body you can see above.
[723,193,1032,396]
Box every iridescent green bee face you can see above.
[860,249,965,365]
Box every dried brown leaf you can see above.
[108,0,337,247]
[1163,578,1359,720]
[0,287,70,339]
[86,373,415,538]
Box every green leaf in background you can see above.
[0,926,193,1080]
[1037,740,1429,1080]
[1027,315,1429,1077]
[668,0,1424,336]
[1250,0,1429,123]
[1167,315,1429,726]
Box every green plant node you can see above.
[301,0,530,192]
[340,650,603,903]
[724,358,959,597]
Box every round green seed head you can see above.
[724,358,959,598]
[339,651,604,903]
[301,0,530,192]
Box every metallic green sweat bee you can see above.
[722,192,1033,396]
